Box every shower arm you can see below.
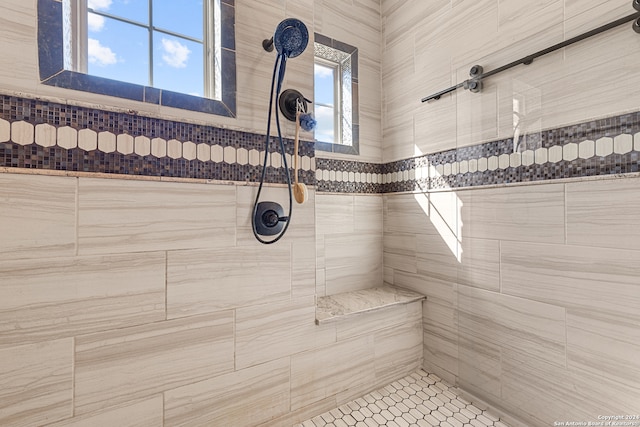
[421,4,640,103]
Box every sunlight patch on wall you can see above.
[413,145,462,262]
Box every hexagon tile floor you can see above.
[294,370,511,427]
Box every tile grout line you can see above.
[564,183,568,245]
[164,251,168,321]
[75,177,79,257]
[71,336,75,418]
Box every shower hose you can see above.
[251,52,293,244]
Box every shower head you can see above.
[273,18,309,58]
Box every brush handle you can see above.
[294,111,300,186]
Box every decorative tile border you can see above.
[315,158,383,193]
[316,110,640,193]
[0,95,315,185]
[2,94,639,193]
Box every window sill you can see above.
[315,133,359,155]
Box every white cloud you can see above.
[88,38,117,66]
[314,64,334,78]
[161,38,191,68]
[314,106,335,142]
[88,13,105,32]
[88,0,112,11]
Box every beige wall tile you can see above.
[316,194,355,235]
[565,0,628,22]
[166,246,290,318]
[394,270,454,306]
[501,241,640,317]
[74,312,234,414]
[164,358,290,427]
[383,233,417,276]
[414,97,457,156]
[423,299,459,380]
[78,178,236,254]
[0,174,76,260]
[567,178,640,250]
[292,240,316,297]
[354,195,383,233]
[0,339,73,427]
[458,285,566,367]
[567,311,640,391]
[45,396,163,427]
[416,233,459,306]
[325,233,383,294]
[290,335,375,410]
[389,192,460,257]
[457,334,500,403]
[235,296,336,369]
[382,0,448,47]
[254,395,338,427]
[500,349,640,425]
[0,252,165,348]
[497,0,563,55]
[337,300,421,341]
[374,317,423,386]
[456,82,498,149]
[460,184,565,243]
[499,350,588,425]
[0,1,38,94]
[458,237,500,292]
[384,194,441,235]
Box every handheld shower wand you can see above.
[252,18,309,244]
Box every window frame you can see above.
[313,33,359,156]
[37,0,236,117]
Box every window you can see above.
[38,0,236,116]
[313,34,358,155]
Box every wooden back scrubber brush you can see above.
[293,110,308,204]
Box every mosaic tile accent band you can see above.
[2,95,639,192]
[0,95,315,185]
[316,110,640,193]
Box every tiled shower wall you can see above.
[0,173,404,426]
[0,172,421,426]
[381,0,640,425]
[0,1,398,427]
[384,180,640,426]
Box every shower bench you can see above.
[315,285,425,325]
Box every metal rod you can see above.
[421,10,640,103]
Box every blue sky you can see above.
[88,0,332,143]
[314,62,335,143]
[87,0,204,96]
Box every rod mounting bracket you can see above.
[463,79,482,94]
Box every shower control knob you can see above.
[254,201,286,236]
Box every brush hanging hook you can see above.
[296,98,308,114]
